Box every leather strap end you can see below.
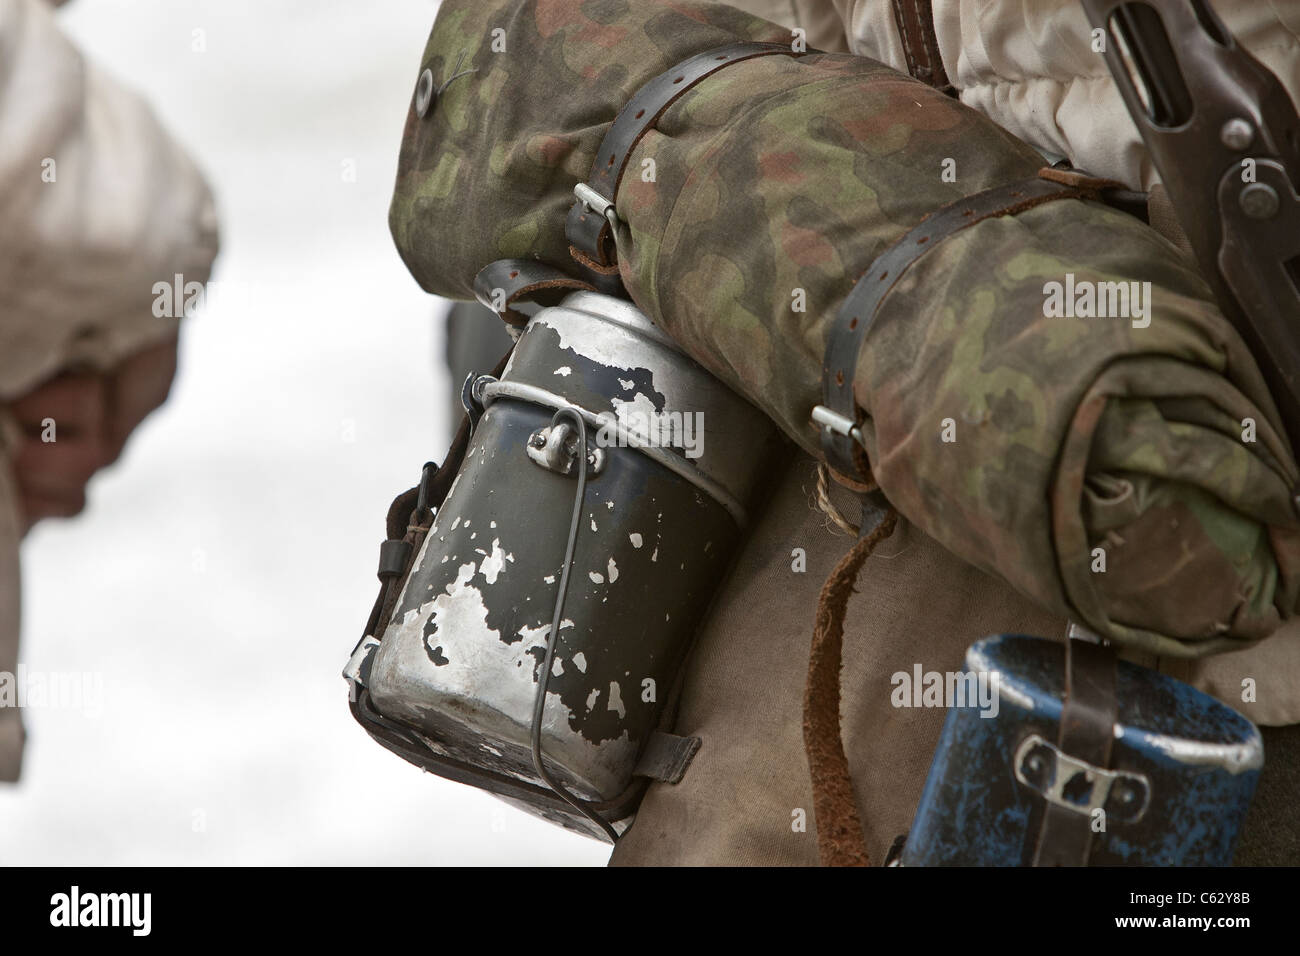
[473,258,595,327]
[565,201,618,269]
[1037,166,1127,194]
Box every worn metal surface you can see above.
[902,634,1262,866]
[365,291,787,827]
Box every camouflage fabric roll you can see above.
[388,0,1300,658]
[389,0,792,298]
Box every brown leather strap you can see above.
[566,41,805,268]
[632,731,702,784]
[473,259,597,329]
[363,347,514,641]
[817,167,1122,481]
[1031,638,1118,866]
[805,500,898,866]
[890,0,953,94]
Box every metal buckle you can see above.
[574,182,620,229]
[811,404,865,446]
[1066,621,1106,645]
[462,372,496,433]
[1015,734,1150,825]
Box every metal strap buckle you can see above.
[1015,734,1150,825]
[811,404,865,446]
[573,182,619,229]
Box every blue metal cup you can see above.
[902,634,1262,866]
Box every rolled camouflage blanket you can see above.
[388,0,1300,658]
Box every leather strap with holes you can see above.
[819,167,1122,479]
[473,259,596,328]
[566,41,805,269]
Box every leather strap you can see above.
[632,731,702,784]
[817,167,1121,480]
[805,503,899,866]
[890,0,953,94]
[360,347,515,643]
[566,41,805,269]
[1031,637,1118,866]
[474,259,597,328]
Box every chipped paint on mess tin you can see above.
[366,292,788,818]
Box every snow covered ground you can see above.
[0,0,608,865]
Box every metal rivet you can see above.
[1220,117,1255,151]
[1240,182,1280,219]
[1020,750,1051,789]
[414,68,435,118]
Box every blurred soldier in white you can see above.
[0,0,219,780]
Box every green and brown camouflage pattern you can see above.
[859,205,1300,658]
[388,0,1300,658]
[388,0,791,299]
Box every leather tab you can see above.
[566,41,804,267]
[566,204,616,271]
[633,731,702,784]
[473,259,596,328]
[378,539,412,581]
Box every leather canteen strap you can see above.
[815,167,1122,482]
[360,346,515,643]
[473,258,596,328]
[566,41,805,270]
[363,446,462,645]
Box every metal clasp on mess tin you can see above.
[526,421,606,478]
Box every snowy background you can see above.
[0,0,607,865]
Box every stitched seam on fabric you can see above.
[909,0,935,78]
[892,0,921,80]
